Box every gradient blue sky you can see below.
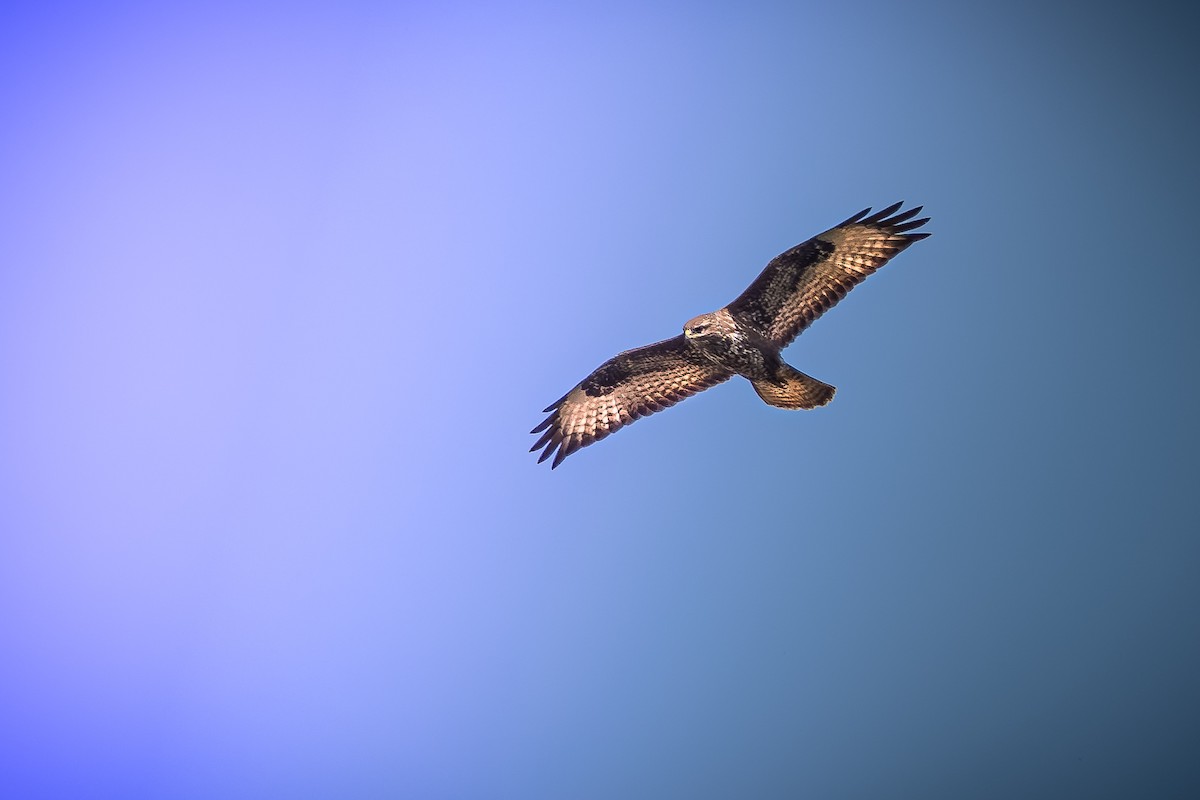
[2,2,1198,798]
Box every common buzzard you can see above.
[531,202,931,468]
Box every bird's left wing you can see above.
[531,335,732,468]
[727,202,930,347]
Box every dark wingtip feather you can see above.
[535,426,564,463]
[541,389,571,414]
[551,441,571,469]
[838,206,872,227]
[530,427,555,451]
[862,201,904,224]
[891,216,930,233]
[905,232,932,241]
[884,205,923,226]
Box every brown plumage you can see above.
[531,202,931,468]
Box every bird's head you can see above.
[684,311,725,340]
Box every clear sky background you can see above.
[2,2,1198,798]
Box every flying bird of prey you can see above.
[530,202,931,468]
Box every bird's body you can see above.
[531,202,931,468]
[685,309,774,378]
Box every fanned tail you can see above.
[751,364,835,410]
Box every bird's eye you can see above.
[693,325,707,334]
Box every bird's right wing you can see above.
[531,335,732,468]
[727,202,930,347]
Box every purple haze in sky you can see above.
[1,3,1198,798]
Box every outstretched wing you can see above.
[530,336,732,468]
[727,202,930,347]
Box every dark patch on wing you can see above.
[727,238,835,335]
[582,361,629,397]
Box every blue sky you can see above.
[1,2,1197,798]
